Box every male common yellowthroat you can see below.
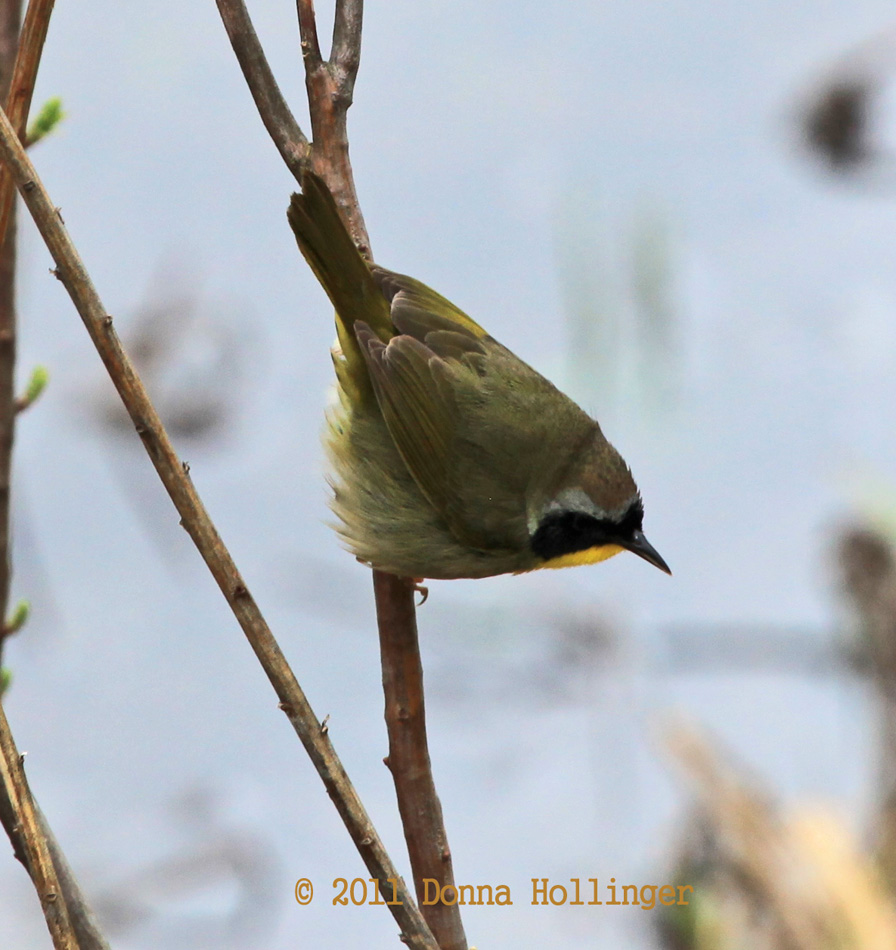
[288,173,670,581]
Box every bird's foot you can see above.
[409,578,429,606]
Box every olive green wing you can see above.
[354,317,501,551]
[372,267,491,340]
[355,271,595,553]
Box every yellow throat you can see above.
[534,544,625,571]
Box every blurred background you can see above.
[4,0,896,946]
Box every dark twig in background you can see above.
[0,0,24,669]
[794,24,896,177]
[218,2,466,947]
[837,526,896,890]
[0,768,110,949]
[0,0,54,669]
[0,100,439,950]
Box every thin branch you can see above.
[0,757,110,950]
[0,701,78,949]
[35,803,110,950]
[214,0,310,183]
[296,0,369,254]
[0,0,54,670]
[0,0,55,253]
[331,0,362,91]
[215,0,368,250]
[296,0,322,69]
[0,101,439,950]
[375,572,467,950]
[0,0,21,675]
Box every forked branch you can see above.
[215,2,467,947]
[217,0,368,250]
[214,0,310,180]
[0,701,77,949]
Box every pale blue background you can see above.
[2,1,894,947]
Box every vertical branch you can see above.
[297,3,467,944]
[0,0,54,667]
[297,0,370,256]
[295,0,321,65]
[0,0,20,670]
[331,0,362,85]
[375,572,467,950]
[836,526,896,888]
[0,0,55,253]
[217,2,467,945]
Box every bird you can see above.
[287,172,670,581]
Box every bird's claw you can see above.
[410,578,429,606]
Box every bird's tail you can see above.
[287,172,392,402]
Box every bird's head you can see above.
[529,434,670,575]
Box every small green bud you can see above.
[0,668,11,696]
[26,97,65,146]
[24,365,48,404]
[5,600,29,635]
[16,366,48,413]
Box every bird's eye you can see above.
[617,499,644,537]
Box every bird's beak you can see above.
[622,530,672,575]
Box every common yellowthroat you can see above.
[288,173,670,581]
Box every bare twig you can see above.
[375,572,467,950]
[0,0,55,252]
[298,0,368,254]
[295,0,322,67]
[35,803,110,950]
[214,0,310,181]
[0,757,108,950]
[0,0,54,667]
[217,0,368,250]
[0,701,77,949]
[331,0,363,88]
[0,101,438,950]
[0,0,21,677]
